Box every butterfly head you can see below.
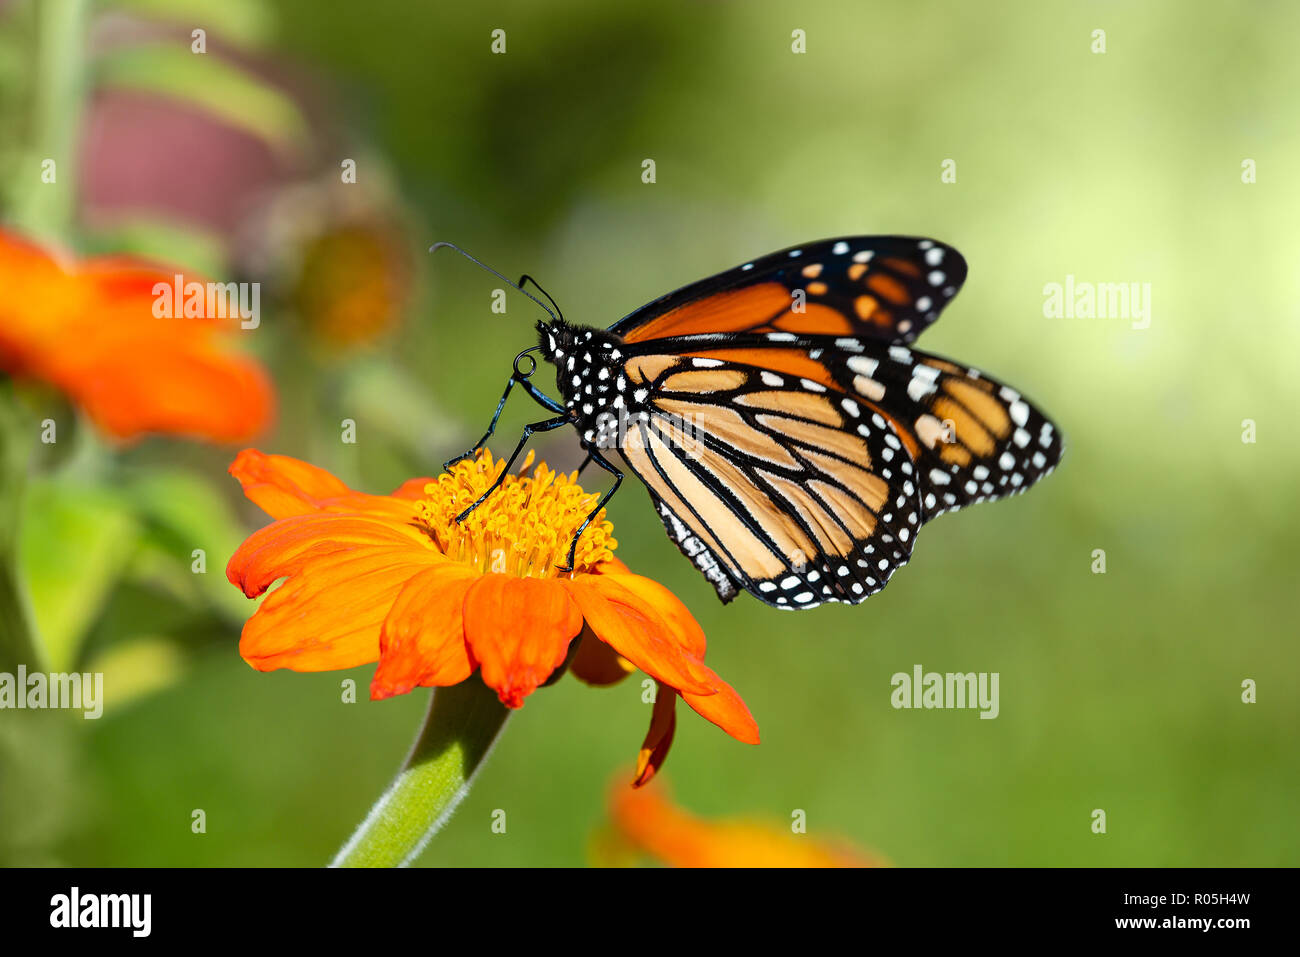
[534,319,628,425]
[536,318,573,364]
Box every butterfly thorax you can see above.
[537,319,635,443]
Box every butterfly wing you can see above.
[608,236,967,346]
[611,355,923,609]
[609,340,1062,607]
[595,235,1059,607]
[819,341,1065,521]
[649,493,744,604]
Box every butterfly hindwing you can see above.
[820,340,1065,520]
[622,331,1065,522]
[651,494,743,604]
[608,236,967,347]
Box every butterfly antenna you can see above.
[517,274,564,324]
[429,242,560,324]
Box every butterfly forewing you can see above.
[609,236,967,346]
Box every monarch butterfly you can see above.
[437,236,1063,610]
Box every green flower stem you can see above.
[12,0,88,240]
[0,0,87,669]
[329,679,511,867]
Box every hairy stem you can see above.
[329,680,510,868]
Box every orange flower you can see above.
[607,778,880,868]
[293,223,411,348]
[225,448,759,784]
[0,227,273,442]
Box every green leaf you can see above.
[81,218,228,279]
[94,44,308,152]
[84,634,188,716]
[18,479,140,673]
[108,0,275,49]
[118,467,255,622]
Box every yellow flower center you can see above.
[416,449,617,578]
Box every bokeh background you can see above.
[1,0,1297,866]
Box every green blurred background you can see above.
[1,0,1297,866]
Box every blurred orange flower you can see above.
[0,228,273,442]
[292,222,412,348]
[608,778,880,868]
[225,448,759,785]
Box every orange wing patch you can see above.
[943,378,1012,439]
[625,354,681,385]
[624,421,788,580]
[653,399,800,469]
[622,283,858,345]
[768,305,854,335]
[733,389,843,426]
[681,348,839,390]
[621,283,793,344]
[865,272,910,306]
[660,368,749,394]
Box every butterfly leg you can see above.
[444,353,566,471]
[454,414,570,523]
[557,450,623,572]
[574,451,594,477]
[444,375,518,471]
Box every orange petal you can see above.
[633,682,677,787]
[462,575,583,708]
[229,449,354,517]
[0,227,62,274]
[610,781,874,868]
[239,554,434,672]
[226,512,437,598]
[682,676,760,745]
[227,513,442,672]
[0,231,78,366]
[592,556,633,576]
[598,571,706,657]
[389,476,437,501]
[371,563,478,699]
[568,624,636,686]
[608,781,713,866]
[562,575,717,696]
[0,234,275,443]
[59,332,275,443]
[229,449,425,522]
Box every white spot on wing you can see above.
[847,355,879,377]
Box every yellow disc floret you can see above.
[417,449,617,578]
